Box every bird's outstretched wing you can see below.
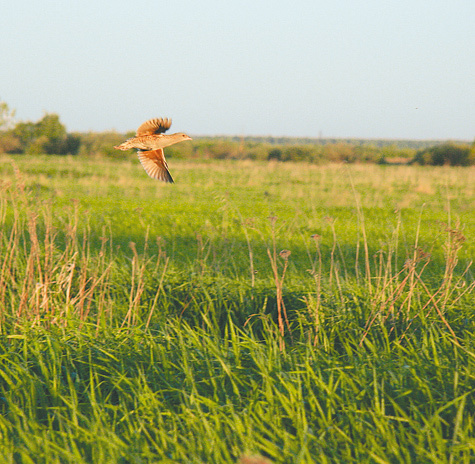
[136,118,172,136]
[137,149,174,183]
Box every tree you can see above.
[0,101,21,153]
[11,121,38,149]
[0,101,16,130]
[9,113,80,155]
[37,113,67,141]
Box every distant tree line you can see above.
[1,102,474,165]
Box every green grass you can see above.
[0,154,474,463]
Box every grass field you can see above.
[0,154,474,463]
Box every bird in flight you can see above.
[114,118,192,183]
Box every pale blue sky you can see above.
[1,0,474,140]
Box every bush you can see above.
[0,132,22,153]
[323,143,357,162]
[412,143,474,166]
[267,148,282,161]
[282,144,319,162]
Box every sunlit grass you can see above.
[0,154,474,463]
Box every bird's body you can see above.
[114,117,191,183]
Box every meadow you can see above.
[0,154,474,463]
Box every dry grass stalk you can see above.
[266,216,292,350]
[360,219,470,346]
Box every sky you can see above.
[1,0,474,140]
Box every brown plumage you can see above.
[114,118,192,183]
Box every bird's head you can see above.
[175,132,192,141]
[162,132,193,148]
